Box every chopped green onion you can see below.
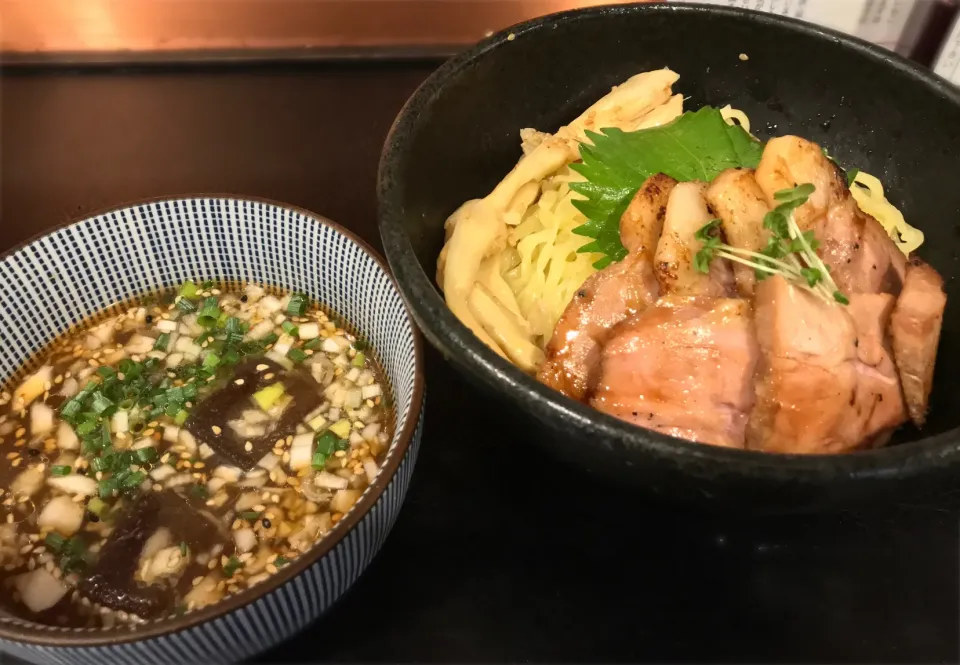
[174,409,189,425]
[311,450,327,470]
[281,321,298,337]
[315,430,338,457]
[182,383,199,401]
[134,447,158,463]
[352,352,366,367]
[179,280,199,299]
[44,532,66,553]
[275,556,290,567]
[225,317,243,335]
[60,399,82,420]
[50,465,72,477]
[98,477,119,498]
[334,437,350,452]
[123,471,147,489]
[154,333,171,351]
[96,366,117,380]
[223,556,243,577]
[222,348,241,366]
[189,484,208,500]
[87,497,108,517]
[261,332,280,346]
[90,392,115,416]
[176,297,198,313]
[202,353,221,370]
[287,348,308,364]
[180,541,188,556]
[252,382,286,411]
[303,338,324,351]
[239,511,261,521]
[352,339,368,352]
[287,293,308,317]
[76,419,98,436]
[197,297,221,328]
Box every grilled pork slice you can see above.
[620,173,677,257]
[537,251,659,401]
[747,276,905,454]
[590,296,759,448]
[890,258,947,427]
[754,135,905,296]
[704,167,770,297]
[654,181,736,297]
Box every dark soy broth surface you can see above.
[0,281,393,628]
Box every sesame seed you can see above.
[234,379,245,386]
[211,426,222,435]
[244,441,253,452]
[14,428,25,439]
[256,364,268,372]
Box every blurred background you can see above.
[2,0,960,80]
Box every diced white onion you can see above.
[213,465,243,483]
[132,437,155,450]
[14,568,68,613]
[331,488,362,513]
[57,421,80,451]
[244,284,265,303]
[314,471,349,490]
[265,350,293,371]
[248,320,275,340]
[46,474,98,497]
[363,460,379,484]
[327,407,340,423]
[257,452,280,471]
[233,528,258,553]
[206,477,227,494]
[289,433,314,471]
[33,403,59,436]
[165,353,184,368]
[258,295,283,316]
[150,465,176,482]
[165,474,194,488]
[162,426,180,443]
[345,368,361,384]
[178,429,197,453]
[199,443,215,459]
[344,389,362,409]
[125,334,156,355]
[111,410,129,434]
[298,323,320,340]
[156,319,178,333]
[361,423,381,441]
[349,432,364,446]
[60,377,79,398]
[11,468,45,497]
[361,384,382,400]
[272,334,295,356]
[37,495,85,536]
[321,338,341,354]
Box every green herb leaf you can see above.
[834,291,850,305]
[287,293,308,317]
[569,107,764,267]
[846,168,860,187]
[287,348,308,364]
[50,465,72,477]
[800,267,823,287]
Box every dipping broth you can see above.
[0,281,393,628]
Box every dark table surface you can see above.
[1,59,958,664]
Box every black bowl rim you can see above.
[377,1,960,480]
[0,194,426,647]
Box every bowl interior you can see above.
[382,4,960,447]
[0,196,421,636]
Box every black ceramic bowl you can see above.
[378,2,960,512]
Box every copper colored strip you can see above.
[0,0,656,56]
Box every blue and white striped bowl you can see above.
[0,197,425,665]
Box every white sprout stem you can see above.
[716,250,789,276]
[716,245,804,277]
[785,213,842,296]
